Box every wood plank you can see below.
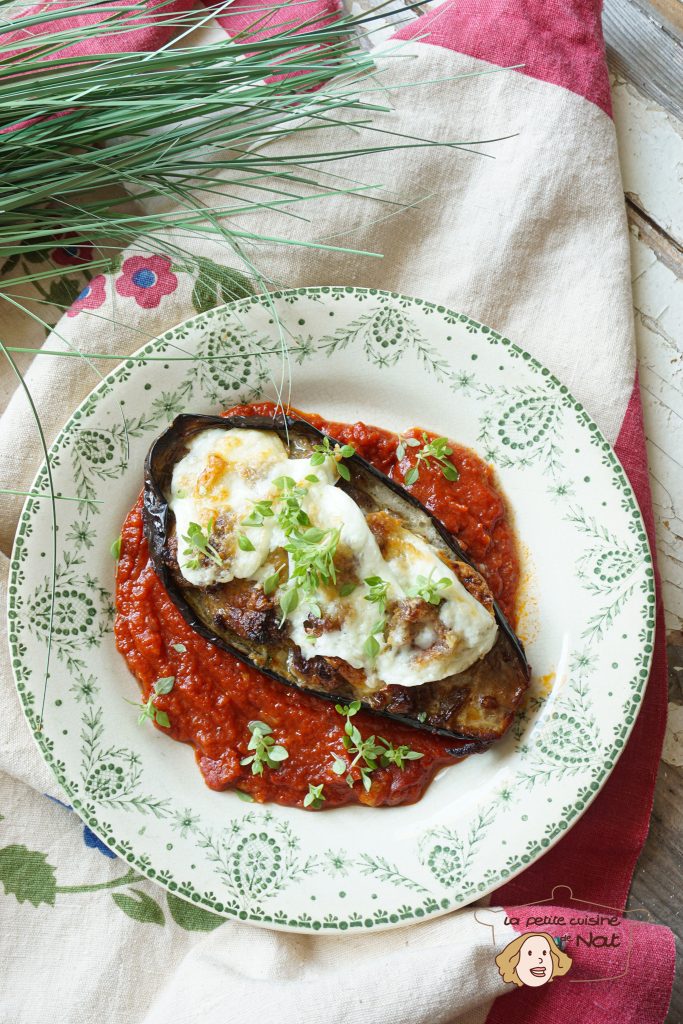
[648,0,683,32]
[603,0,683,120]
[611,70,683,246]
[629,227,683,634]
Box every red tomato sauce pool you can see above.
[114,402,520,809]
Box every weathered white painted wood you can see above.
[630,228,683,632]
[611,72,683,245]
[603,0,683,121]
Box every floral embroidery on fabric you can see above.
[67,275,107,318]
[82,825,118,858]
[115,255,178,309]
[51,234,94,267]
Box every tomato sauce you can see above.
[114,402,520,809]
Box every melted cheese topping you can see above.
[169,428,497,689]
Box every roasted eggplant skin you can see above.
[143,413,530,749]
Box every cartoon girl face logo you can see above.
[495,931,573,988]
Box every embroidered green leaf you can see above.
[0,845,57,907]
[166,892,225,932]
[191,258,253,314]
[111,888,165,925]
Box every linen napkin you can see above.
[0,1,675,1022]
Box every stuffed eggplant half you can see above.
[143,414,530,747]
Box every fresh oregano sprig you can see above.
[378,739,424,769]
[396,434,422,461]
[363,618,386,660]
[332,702,423,790]
[242,499,275,528]
[240,720,289,776]
[181,519,222,570]
[363,575,389,658]
[310,437,356,481]
[408,569,452,605]
[129,675,175,729]
[273,475,311,535]
[280,524,341,623]
[238,500,275,551]
[303,783,326,809]
[399,433,460,487]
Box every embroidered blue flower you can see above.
[82,825,117,858]
[44,794,117,858]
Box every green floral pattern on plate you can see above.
[7,287,654,932]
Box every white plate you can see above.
[7,287,654,932]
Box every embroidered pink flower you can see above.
[115,255,178,309]
[67,275,107,318]
[51,233,94,267]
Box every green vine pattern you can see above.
[512,649,603,790]
[189,810,434,916]
[565,506,651,643]
[80,707,172,819]
[419,804,497,895]
[0,829,223,931]
[18,552,114,673]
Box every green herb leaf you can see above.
[110,536,122,560]
[335,700,361,717]
[242,500,274,528]
[268,745,289,762]
[279,585,299,620]
[248,720,272,735]
[363,634,380,659]
[241,720,288,775]
[154,710,171,729]
[310,437,355,480]
[262,569,281,596]
[153,675,175,695]
[236,789,255,803]
[400,434,459,487]
[378,738,424,770]
[182,519,222,570]
[171,643,187,653]
[339,581,357,597]
[333,703,385,792]
[237,534,255,552]
[407,570,452,606]
[303,783,325,809]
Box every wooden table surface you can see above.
[610,8,683,1016]
[602,5,682,1020]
